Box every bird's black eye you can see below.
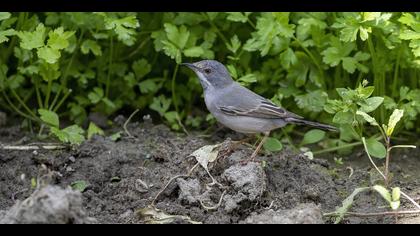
[204,68,211,74]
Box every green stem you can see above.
[50,30,85,110]
[367,36,385,123]
[44,77,53,108]
[392,47,401,97]
[367,37,377,77]
[171,63,180,116]
[362,137,387,180]
[123,36,150,60]
[334,66,341,90]
[34,78,43,109]
[38,125,45,136]
[388,145,416,151]
[106,36,114,98]
[313,141,362,155]
[2,91,38,122]
[17,88,34,110]
[247,18,256,29]
[53,89,72,113]
[49,86,62,111]
[11,89,37,118]
[355,71,364,87]
[0,97,12,111]
[384,137,391,187]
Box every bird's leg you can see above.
[241,131,270,164]
[229,135,253,150]
[220,135,254,161]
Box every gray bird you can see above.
[182,60,337,162]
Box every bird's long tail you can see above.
[285,118,338,132]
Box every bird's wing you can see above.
[215,83,303,120]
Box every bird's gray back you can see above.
[208,82,302,120]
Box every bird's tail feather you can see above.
[286,118,338,132]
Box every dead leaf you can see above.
[190,144,221,185]
[137,206,202,224]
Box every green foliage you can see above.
[0,12,419,147]
[51,125,85,145]
[330,185,401,223]
[71,180,88,192]
[301,129,326,145]
[365,137,386,159]
[38,109,85,145]
[87,122,104,139]
[38,109,59,128]
[263,137,283,152]
[109,131,122,141]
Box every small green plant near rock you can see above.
[325,107,418,223]
[38,109,85,145]
[70,180,88,192]
[333,157,343,166]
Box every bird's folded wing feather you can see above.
[216,83,303,120]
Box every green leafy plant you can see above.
[326,108,417,223]
[358,108,416,185]
[0,12,419,148]
[38,109,85,145]
[71,180,88,192]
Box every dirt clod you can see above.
[177,178,202,205]
[0,185,96,224]
[222,162,266,212]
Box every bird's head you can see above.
[182,60,234,90]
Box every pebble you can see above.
[135,179,149,193]
[68,156,76,163]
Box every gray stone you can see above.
[241,203,323,224]
[399,216,420,224]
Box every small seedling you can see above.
[326,108,418,223]
[334,157,344,166]
[71,180,88,192]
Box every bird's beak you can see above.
[181,63,200,71]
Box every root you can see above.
[123,109,140,138]
[0,144,67,150]
[324,210,420,218]
[151,163,199,206]
[199,190,226,211]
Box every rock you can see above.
[135,179,149,193]
[68,156,76,163]
[399,216,420,224]
[0,185,96,224]
[119,209,133,221]
[177,178,201,205]
[222,162,266,212]
[0,111,6,127]
[241,203,323,224]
